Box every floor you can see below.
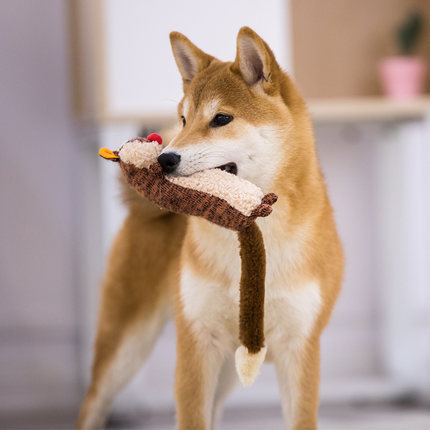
[2,404,430,430]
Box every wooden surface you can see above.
[291,0,430,98]
[308,95,430,121]
[90,96,430,125]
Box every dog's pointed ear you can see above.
[231,27,280,94]
[170,32,215,84]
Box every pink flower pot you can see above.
[378,56,427,99]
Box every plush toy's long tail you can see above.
[235,222,267,387]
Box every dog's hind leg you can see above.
[76,308,170,430]
[76,211,186,430]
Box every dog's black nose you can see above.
[158,152,181,173]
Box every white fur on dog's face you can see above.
[162,122,287,192]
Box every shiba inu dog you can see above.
[77,27,344,430]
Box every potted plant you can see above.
[378,11,427,99]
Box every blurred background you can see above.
[1,0,430,429]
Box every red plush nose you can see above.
[147,133,162,145]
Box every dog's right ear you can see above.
[231,27,281,96]
[170,32,214,85]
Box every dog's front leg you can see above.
[174,265,238,430]
[273,337,321,430]
[175,305,227,430]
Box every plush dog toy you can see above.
[99,133,278,386]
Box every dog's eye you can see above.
[210,114,233,127]
[181,115,186,127]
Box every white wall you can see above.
[101,0,291,117]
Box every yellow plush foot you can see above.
[99,147,119,160]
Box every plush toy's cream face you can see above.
[118,139,161,169]
[162,30,295,192]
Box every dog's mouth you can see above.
[215,162,238,175]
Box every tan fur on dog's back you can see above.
[77,27,343,430]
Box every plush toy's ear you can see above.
[231,27,281,95]
[170,31,215,84]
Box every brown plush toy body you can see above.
[99,135,277,386]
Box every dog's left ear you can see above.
[170,31,215,85]
[231,27,281,95]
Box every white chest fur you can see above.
[179,220,322,353]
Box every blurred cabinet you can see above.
[374,117,430,398]
[313,101,430,401]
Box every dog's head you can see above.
[160,27,309,191]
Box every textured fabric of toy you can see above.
[119,161,277,232]
[115,138,277,232]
